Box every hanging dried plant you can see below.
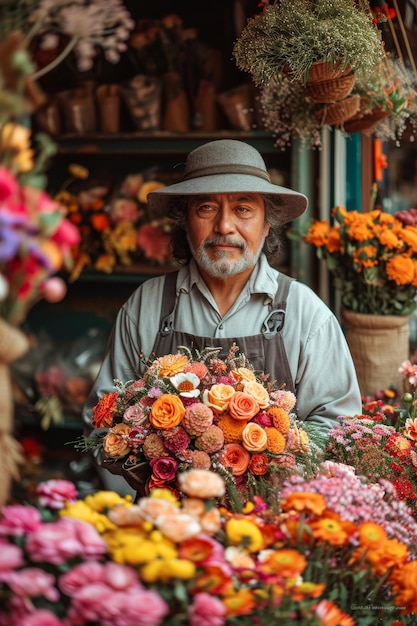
[233,0,384,86]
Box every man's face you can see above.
[186,193,270,278]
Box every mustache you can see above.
[203,236,246,250]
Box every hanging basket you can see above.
[306,59,352,84]
[305,72,356,104]
[341,308,410,397]
[343,107,391,133]
[315,94,360,127]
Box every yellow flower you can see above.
[84,490,132,511]
[68,163,89,179]
[60,501,116,533]
[225,518,264,552]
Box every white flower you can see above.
[170,372,200,398]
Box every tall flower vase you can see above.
[341,308,410,397]
[0,318,30,506]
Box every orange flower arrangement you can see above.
[78,344,316,510]
[295,205,417,315]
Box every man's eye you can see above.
[196,205,216,215]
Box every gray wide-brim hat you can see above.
[147,139,308,223]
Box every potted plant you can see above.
[292,205,417,395]
[233,0,384,86]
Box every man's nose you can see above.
[213,207,235,234]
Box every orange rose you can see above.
[221,442,250,476]
[203,384,235,413]
[231,367,257,384]
[228,391,259,421]
[243,381,270,409]
[241,422,268,452]
[149,393,185,429]
[103,423,132,459]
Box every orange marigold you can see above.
[258,548,307,579]
[92,391,119,428]
[358,521,387,549]
[267,406,290,434]
[264,426,286,454]
[386,254,415,285]
[305,220,330,247]
[311,516,349,546]
[217,413,247,443]
[156,353,190,377]
[389,560,417,613]
[281,491,327,516]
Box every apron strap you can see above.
[262,273,294,338]
[159,271,179,336]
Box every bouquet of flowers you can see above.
[294,205,417,316]
[80,344,321,509]
[1,466,417,625]
[55,165,175,280]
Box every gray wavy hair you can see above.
[168,196,287,265]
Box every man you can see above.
[83,139,361,492]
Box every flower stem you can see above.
[33,36,79,80]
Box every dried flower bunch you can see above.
[54,164,174,280]
[1,464,417,624]
[26,0,135,77]
[233,0,384,86]
[295,205,417,316]
[79,344,320,510]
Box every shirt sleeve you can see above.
[293,310,362,430]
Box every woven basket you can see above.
[315,95,360,127]
[306,72,356,104]
[306,59,352,84]
[343,108,391,133]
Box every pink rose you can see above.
[19,610,67,626]
[59,561,104,594]
[67,582,110,623]
[124,404,147,425]
[150,456,178,482]
[253,412,273,427]
[109,198,142,223]
[0,540,24,571]
[0,505,42,536]
[26,518,107,565]
[2,568,59,602]
[36,479,78,510]
[137,224,172,263]
[188,592,226,626]
[0,166,19,201]
[106,588,169,626]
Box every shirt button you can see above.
[219,324,224,330]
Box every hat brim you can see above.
[147,173,308,223]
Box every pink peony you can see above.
[36,479,78,510]
[0,505,42,536]
[0,540,24,571]
[188,592,226,626]
[19,610,67,626]
[2,568,59,602]
[25,518,107,565]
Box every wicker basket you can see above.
[306,59,352,84]
[343,108,391,133]
[315,95,360,127]
[305,72,356,104]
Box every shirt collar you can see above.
[177,254,279,301]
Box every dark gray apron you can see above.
[151,271,295,393]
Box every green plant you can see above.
[233,0,384,86]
